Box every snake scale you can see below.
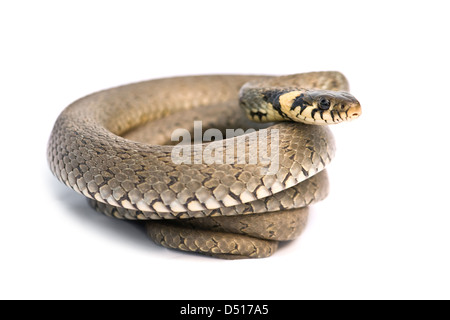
[48,72,361,259]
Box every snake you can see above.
[47,71,361,259]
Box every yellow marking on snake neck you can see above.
[279,91,303,119]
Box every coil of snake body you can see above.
[48,71,361,259]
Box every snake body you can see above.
[48,72,361,258]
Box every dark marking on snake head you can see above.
[263,90,290,119]
[330,110,335,122]
[250,110,267,121]
[291,93,310,115]
[319,109,325,120]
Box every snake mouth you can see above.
[347,103,362,120]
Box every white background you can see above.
[1,0,449,300]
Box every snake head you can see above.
[285,90,362,124]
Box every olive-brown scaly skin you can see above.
[48,72,360,258]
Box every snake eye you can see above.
[318,98,330,110]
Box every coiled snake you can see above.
[48,72,361,259]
